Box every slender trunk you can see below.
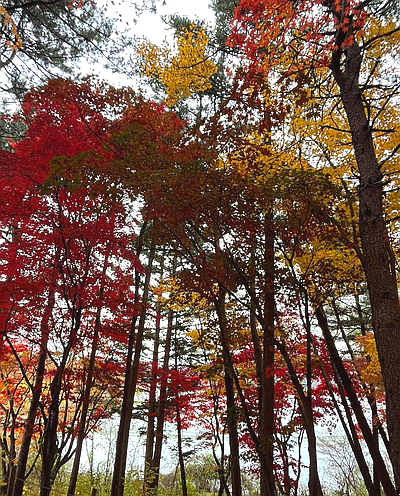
[173,325,187,496]
[224,367,241,496]
[176,402,188,496]
[315,306,396,496]
[249,242,264,408]
[372,404,381,496]
[40,305,82,496]
[274,339,323,496]
[67,329,99,496]
[331,29,400,489]
[111,293,139,495]
[215,290,242,496]
[260,214,275,496]
[217,302,274,496]
[313,337,377,496]
[143,299,162,495]
[67,248,110,496]
[12,288,56,496]
[111,223,147,495]
[111,241,155,496]
[332,298,383,493]
[208,380,230,496]
[147,307,174,492]
[5,465,15,496]
[1,448,7,495]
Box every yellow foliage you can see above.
[138,24,217,105]
[355,332,384,395]
[0,4,22,51]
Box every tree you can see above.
[0,78,141,496]
[0,0,130,97]
[227,0,400,489]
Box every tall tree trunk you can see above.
[111,223,147,495]
[67,247,111,496]
[111,240,155,496]
[147,307,174,493]
[215,290,242,496]
[260,213,275,496]
[176,401,188,496]
[313,334,378,496]
[143,297,162,495]
[332,298,384,493]
[330,19,400,489]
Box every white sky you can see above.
[128,0,216,43]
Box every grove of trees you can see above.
[0,1,399,496]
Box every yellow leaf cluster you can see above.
[0,4,22,51]
[355,332,384,394]
[138,24,217,105]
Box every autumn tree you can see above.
[0,78,145,496]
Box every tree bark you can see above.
[315,306,396,496]
[39,304,82,496]
[143,302,161,495]
[111,240,155,496]
[329,14,400,489]
[67,247,110,496]
[111,223,147,495]
[313,330,378,496]
[274,339,323,496]
[176,400,188,496]
[215,290,242,496]
[147,307,174,493]
[260,215,275,496]
[11,287,56,496]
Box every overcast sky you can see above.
[130,0,215,43]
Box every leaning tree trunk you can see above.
[329,9,400,489]
[274,339,323,496]
[315,306,396,496]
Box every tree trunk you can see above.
[111,223,147,495]
[67,246,110,496]
[330,25,400,490]
[260,214,275,496]
[6,465,15,496]
[143,298,162,495]
[315,306,396,496]
[176,402,188,496]
[111,240,155,496]
[147,307,174,493]
[332,298,384,494]
[1,449,7,495]
[313,331,378,496]
[215,290,242,496]
[274,339,323,496]
[12,287,55,496]
[39,305,82,496]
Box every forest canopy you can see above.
[0,1,399,496]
